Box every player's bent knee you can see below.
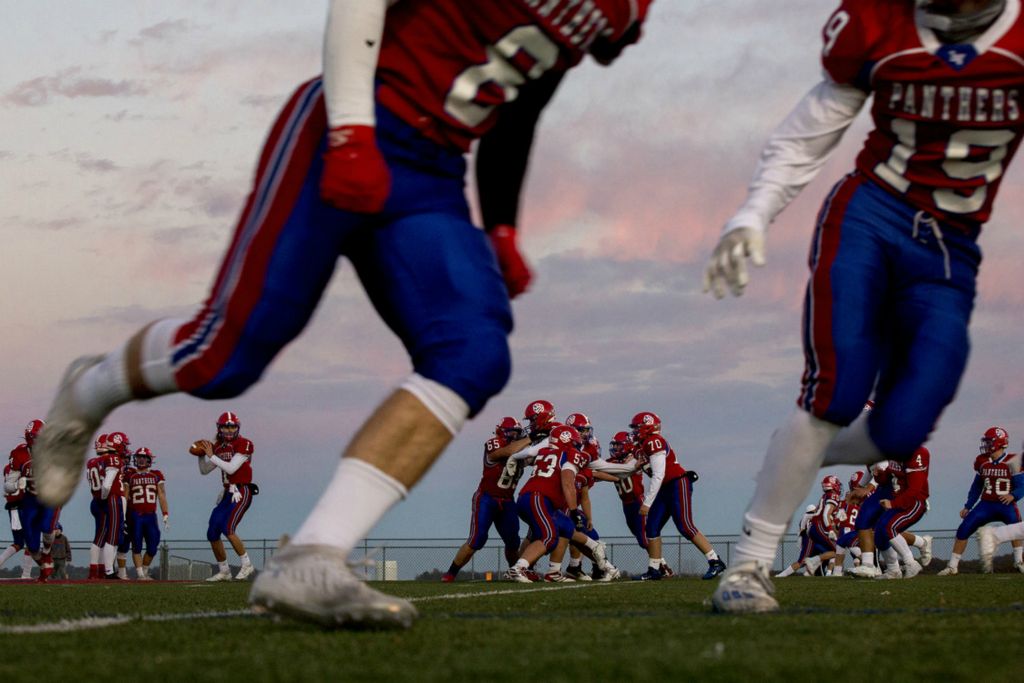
[206,527,222,543]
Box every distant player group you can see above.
[441,400,727,583]
[3,412,258,581]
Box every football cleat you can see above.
[977,527,995,573]
[936,565,958,576]
[440,573,455,583]
[636,567,662,581]
[920,535,933,567]
[702,558,727,580]
[565,565,591,581]
[136,574,154,582]
[591,541,608,567]
[848,564,881,578]
[34,355,105,506]
[1015,561,1024,574]
[507,566,534,584]
[249,544,417,629]
[206,569,233,582]
[902,559,923,579]
[596,565,620,582]
[543,571,573,582]
[234,564,256,581]
[658,562,674,578]
[878,564,902,580]
[803,555,822,576]
[710,561,778,613]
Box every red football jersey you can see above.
[838,498,861,533]
[212,437,254,485]
[974,451,1022,501]
[85,456,105,500]
[3,463,23,504]
[889,447,931,507]
[520,445,590,511]
[478,433,521,499]
[101,453,125,498]
[823,0,1024,231]
[128,470,165,514]
[811,490,841,530]
[635,434,686,482]
[377,0,648,150]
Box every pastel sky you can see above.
[4,1,1024,551]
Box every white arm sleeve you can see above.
[207,454,249,476]
[3,470,19,494]
[590,458,636,478]
[641,452,667,509]
[100,468,118,499]
[724,80,868,234]
[322,0,391,128]
[198,456,217,476]
[509,442,546,462]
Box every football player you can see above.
[442,417,530,582]
[33,0,654,627]
[939,427,1024,574]
[5,420,60,581]
[607,431,647,553]
[97,432,128,579]
[831,470,870,576]
[84,434,111,579]
[194,412,257,581]
[630,412,726,581]
[710,0,1023,611]
[777,476,842,578]
[0,459,28,571]
[110,432,135,579]
[777,504,821,577]
[127,447,169,580]
[872,447,932,579]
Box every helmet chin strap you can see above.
[916,0,1007,41]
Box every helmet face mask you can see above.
[217,412,240,441]
[24,419,44,447]
[609,431,631,459]
[134,448,153,470]
[523,400,555,434]
[495,417,524,442]
[980,426,1009,456]
[821,475,842,494]
[629,411,661,441]
[565,413,593,441]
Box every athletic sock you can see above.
[948,552,962,570]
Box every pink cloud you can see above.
[3,68,146,106]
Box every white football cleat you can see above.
[847,564,880,578]
[206,569,232,582]
[878,563,902,580]
[597,564,620,582]
[1015,561,1024,574]
[919,535,933,566]
[977,527,995,573]
[803,555,822,576]
[591,541,607,567]
[543,571,573,582]
[34,356,105,506]
[710,561,778,614]
[507,566,534,584]
[936,565,958,576]
[234,564,255,581]
[249,544,417,629]
[902,559,923,579]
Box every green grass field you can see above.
[1,576,1021,681]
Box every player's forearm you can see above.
[590,458,636,477]
[159,491,169,516]
[208,454,247,475]
[100,469,117,499]
[489,437,532,460]
[509,442,545,462]
[965,475,982,509]
[198,457,216,475]
[322,0,389,128]
[561,471,578,510]
[725,80,867,234]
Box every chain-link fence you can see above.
[2,529,1016,580]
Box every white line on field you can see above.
[409,580,641,602]
[0,609,256,634]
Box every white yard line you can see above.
[409,580,640,602]
[0,609,255,634]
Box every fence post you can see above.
[677,539,682,575]
[382,545,387,581]
[262,538,267,568]
[159,541,169,580]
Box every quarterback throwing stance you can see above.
[33,0,653,627]
[708,0,1024,612]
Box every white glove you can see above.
[162,514,170,531]
[702,227,766,299]
[230,485,242,504]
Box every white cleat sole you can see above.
[35,355,105,506]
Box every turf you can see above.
[1,576,1021,681]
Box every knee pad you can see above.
[414,324,511,417]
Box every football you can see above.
[189,440,211,456]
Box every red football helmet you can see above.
[980,426,1009,456]
[133,447,154,469]
[106,431,131,456]
[822,475,842,494]
[629,411,661,440]
[849,470,866,490]
[548,424,582,449]
[94,433,111,455]
[565,413,593,440]
[523,400,556,433]
[609,431,632,459]
[495,417,524,442]
[217,411,240,441]
[24,419,44,446]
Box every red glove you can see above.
[319,125,391,213]
[488,225,532,298]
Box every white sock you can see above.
[514,558,529,570]
[20,553,34,577]
[118,566,128,579]
[1014,545,1023,564]
[218,561,230,574]
[861,551,875,567]
[890,534,914,564]
[584,538,599,552]
[850,546,862,559]
[911,535,925,548]
[568,557,581,568]
[239,552,252,567]
[291,458,408,554]
[948,552,962,570]
[648,558,663,570]
[883,547,899,569]
[137,566,147,578]
[705,549,720,562]
[821,410,883,466]
[74,344,134,423]
[138,318,185,393]
[0,545,18,566]
[833,565,844,576]
[993,522,1024,544]
[102,544,116,572]
[735,410,839,563]
[546,558,561,573]
[89,544,101,566]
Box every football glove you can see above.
[703,226,766,299]
[319,125,391,213]
[570,510,586,531]
[488,225,532,299]
[162,514,170,531]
